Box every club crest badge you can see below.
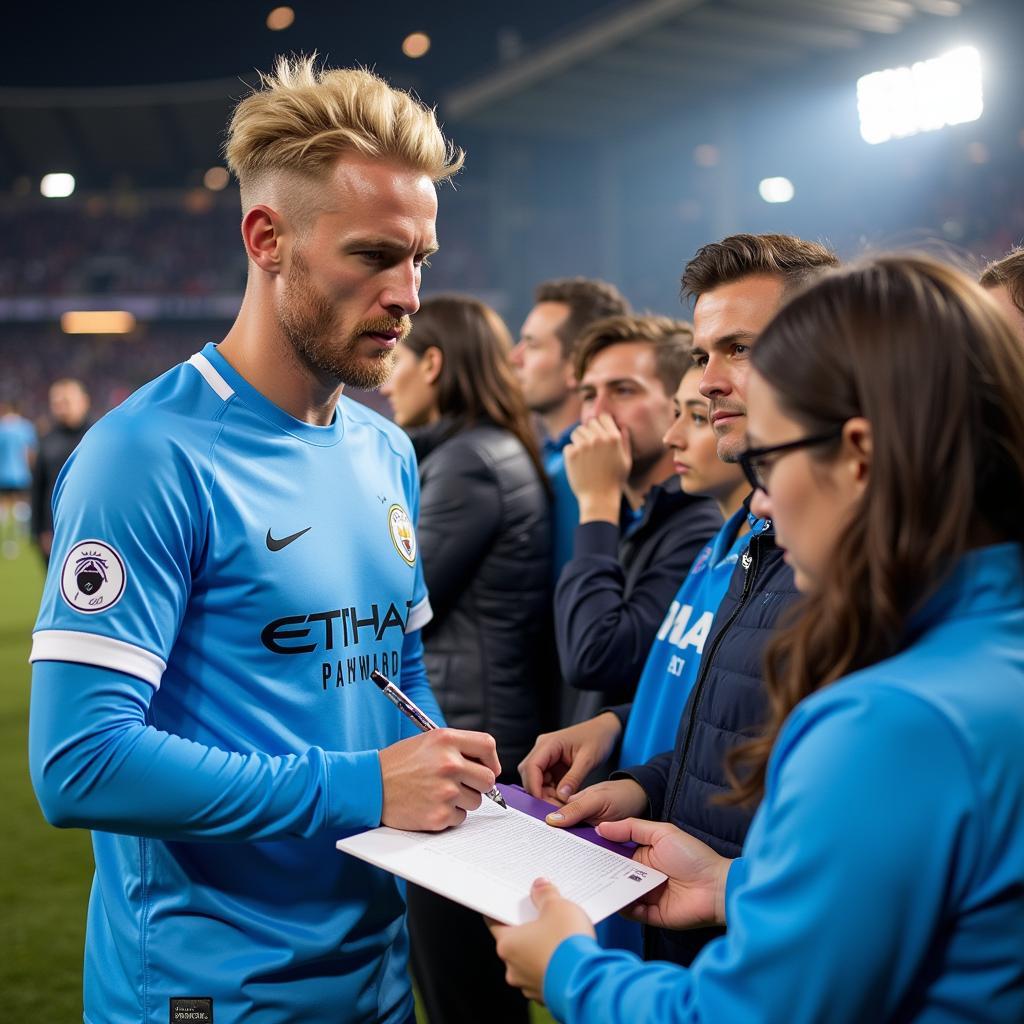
[387,504,416,566]
[59,540,126,613]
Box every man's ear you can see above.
[241,204,286,274]
[562,358,578,393]
[841,416,872,493]
[420,346,444,386]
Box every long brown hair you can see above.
[725,254,1024,805]
[405,295,549,489]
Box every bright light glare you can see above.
[758,177,795,204]
[61,311,136,335]
[857,46,983,145]
[41,173,75,198]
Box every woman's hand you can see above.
[597,818,732,929]
[487,879,595,1003]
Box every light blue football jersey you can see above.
[30,343,441,1024]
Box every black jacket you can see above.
[555,479,721,724]
[619,523,801,965]
[30,420,90,539]
[413,418,553,776]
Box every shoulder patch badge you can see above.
[59,540,126,614]
[387,504,416,566]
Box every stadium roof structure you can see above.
[0,0,992,189]
[443,0,981,138]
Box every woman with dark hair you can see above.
[381,294,552,1024]
[488,255,1024,1024]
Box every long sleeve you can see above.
[29,659,386,839]
[554,505,716,698]
[545,685,981,1024]
[614,748,673,814]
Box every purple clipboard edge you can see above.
[496,783,638,860]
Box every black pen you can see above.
[370,669,507,809]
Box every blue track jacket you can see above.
[545,543,1024,1024]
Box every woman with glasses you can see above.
[489,255,1024,1024]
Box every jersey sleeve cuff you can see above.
[29,629,166,689]
[406,596,432,633]
[323,748,384,829]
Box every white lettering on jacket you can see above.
[655,602,714,655]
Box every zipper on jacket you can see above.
[663,531,764,818]
[641,533,765,962]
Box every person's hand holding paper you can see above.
[489,817,733,1005]
[597,818,731,930]
[487,878,595,1003]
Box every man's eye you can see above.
[692,353,708,368]
[415,256,432,269]
[358,251,384,263]
[733,344,749,357]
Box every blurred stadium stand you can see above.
[3,0,1023,423]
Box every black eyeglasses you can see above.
[738,427,843,494]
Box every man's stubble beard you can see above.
[278,250,410,391]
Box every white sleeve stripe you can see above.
[188,352,234,401]
[406,597,433,633]
[30,630,166,690]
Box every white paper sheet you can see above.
[336,798,667,925]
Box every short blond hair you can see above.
[225,54,464,203]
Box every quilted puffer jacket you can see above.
[413,417,553,777]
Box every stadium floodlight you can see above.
[61,311,136,335]
[857,46,983,145]
[41,173,75,198]
[758,177,795,204]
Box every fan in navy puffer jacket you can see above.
[613,518,800,966]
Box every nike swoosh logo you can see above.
[266,526,312,552]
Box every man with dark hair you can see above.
[31,378,91,565]
[980,246,1024,339]
[554,314,721,727]
[523,233,838,966]
[513,278,631,578]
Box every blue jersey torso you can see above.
[31,344,433,1023]
[620,505,763,769]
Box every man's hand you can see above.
[518,712,623,803]
[379,729,502,831]
[543,778,648,828]
[488,879,595,1003]
[564,414,631,523]
[596,818,731,929]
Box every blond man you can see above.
[28,57,499,1024]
